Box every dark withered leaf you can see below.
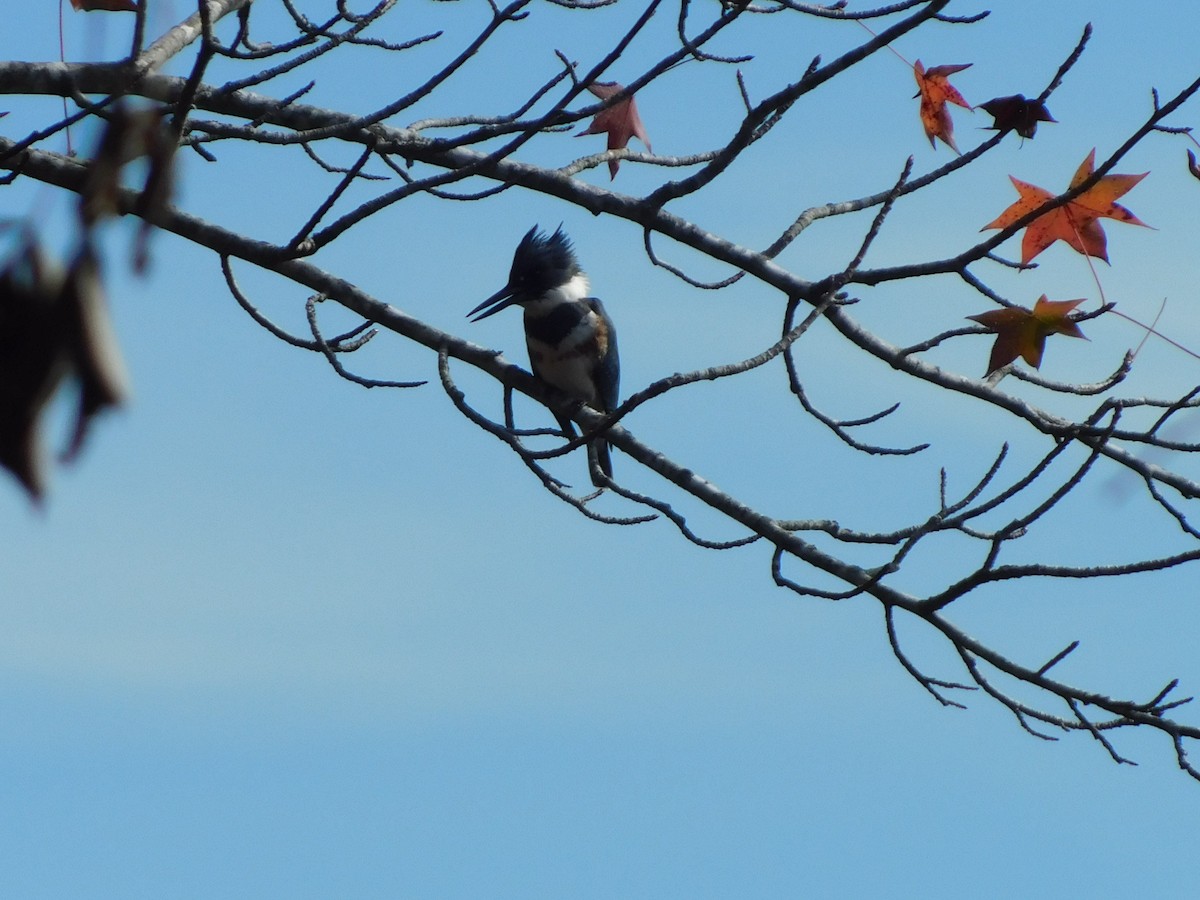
[59,245,130,462]
[0,238,130,501]
[0,241,69,501]
[980,94,1055,139]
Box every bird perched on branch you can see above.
[468,225,620,486]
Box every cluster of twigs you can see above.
[3,0,1200,777]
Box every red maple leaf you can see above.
[967,296,1087,376]
[576,82,652,179]
[914,60,972,153]
[982,149,1148,264]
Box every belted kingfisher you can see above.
[468,225,619,486]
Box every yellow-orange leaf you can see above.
[967,296,1087,376]
[982,149,1148,264]
[914,60,972,153]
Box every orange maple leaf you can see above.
[982,149,1148,264]
[914,60,972,152]
[967,296,1087,376]
[70,0,138,9]
[576,82,651,179]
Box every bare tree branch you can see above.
[4,0,1200,781]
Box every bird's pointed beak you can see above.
[468,284,516,322]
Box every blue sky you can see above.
[3,2,1200,897]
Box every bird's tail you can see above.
[554,411,613,487]
[590,437,613,487]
